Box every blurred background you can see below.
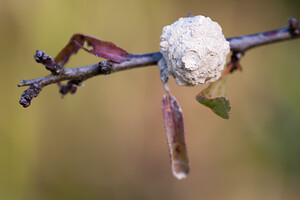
[1,0,300,199]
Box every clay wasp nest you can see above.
[159,15,230,86]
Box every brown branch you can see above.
[18,17,300,107]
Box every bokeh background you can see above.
[1,0,300,199]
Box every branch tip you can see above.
[18,79,27,87]
[34,50,62,75]
[288,17,300,36]
[19,83,42,108]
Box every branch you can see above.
[19,52,162,87]
[228,17,300,52]
[18,17,299,107]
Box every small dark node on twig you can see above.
[98,60,112,75]
[59,80,82,97]
[19,83,42,108]
[34,50,62,75]
[227,52,243,74]
[288,17,300,36]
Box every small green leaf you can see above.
[196,76,231,119]
[196,96,231,119]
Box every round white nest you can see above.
[159,15,230,86]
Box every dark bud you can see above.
[229,52,243,73]
[59,80,81,96]
[288,17,300,36]
[98,60,112,75]
[34,50,62,75]
[19,83,42,108]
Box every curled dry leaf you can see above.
[196,75,231,119]
[55,33,131,67]
[161,92,189,179]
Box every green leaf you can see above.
[196,96,231,119]
[196,76,231,119]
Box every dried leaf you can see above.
[196,76,231,119]
[162,92,189,179]
[55,33,131,67]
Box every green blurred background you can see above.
[1,0,300,199]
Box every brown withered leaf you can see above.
[162,92,189,179]
[196,75,231,119]
[55,33,131,67]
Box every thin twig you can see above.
[228,18,299,52]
